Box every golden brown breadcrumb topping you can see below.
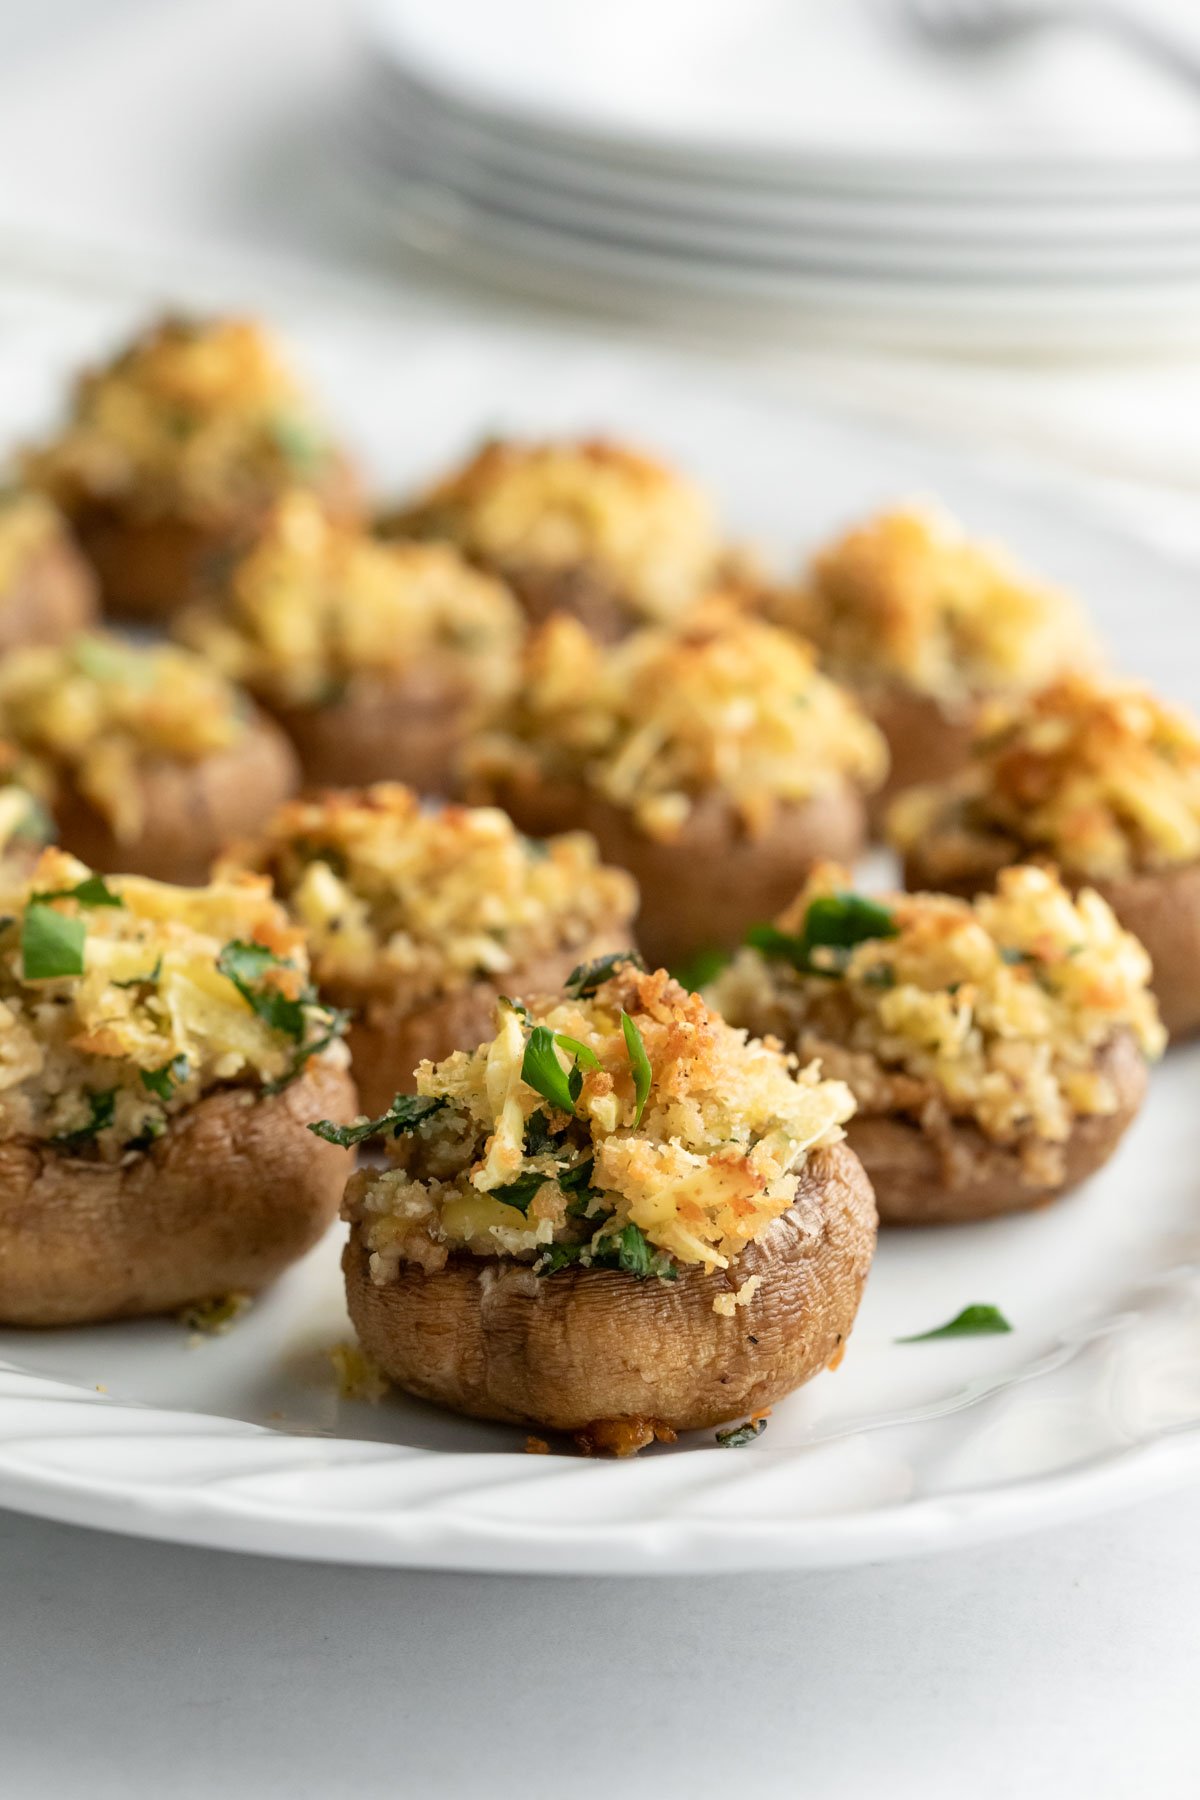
[780,504,1093,704]
[467,606,887,839]
[713,862,1163,1167]
[889,674,1200,879]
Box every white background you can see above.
[0,3,1198,1794]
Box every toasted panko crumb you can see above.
[712,1273,764,1317]
[890,673,1200,880]
[466,605,887,839]
[781,503,1093,704]
[524,1435,551,1455]
[573,1416,678,1458]
[330,1340,390,1403]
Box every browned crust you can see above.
[0,1058,357,1327]
[0,530,99,653]
[842,1029,1147,1225]
[903,841,1200,1042]
[51,712,300,884]
[483,776,867,968]
[865,685,979,822]
[68,455,361,624]
[343,1140,877,1433]
[340,933,637,1116]
[270,665,487,797]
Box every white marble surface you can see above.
[1,3,1199,1792]
[1,1492,1198,1800]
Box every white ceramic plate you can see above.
[2,293,1200,1573]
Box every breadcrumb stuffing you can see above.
[178,1291,251,1337]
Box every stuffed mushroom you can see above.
[321,961,875,1436]
[221,783,638,1114]
[381,436,727,640]
[890,674,1200,1039]
[0,489,98,651]
[0,846,356,1325]
[23,314,360,622]
[0,633,298,885]
[177,492,523,794]
[465,607,888,968]
[712,862,1163,1225]
[767,504,1096,810]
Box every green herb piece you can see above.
[140,1054,189,1101]
[897,1303,1013,1343]
[621,1012,652,1127]
[716,1417,768,1449]
[523,1109,558,1156]
[499,996,532,1024]
[557,1156,595,1193]
[999,946,1031,967]
[564,951,645,998]
[262,1004,351,1097]
[51,1088,116,1150]
[669,947,730,991]
[538,1243,586,1275]
[35,874,123,909]
[307,1093,446,1149]
[21,903,86,980]
[521,1026,581,1114]
[114,957,162,989]
[552,1034,601,1072]
[604,1222,677,1282]
[488,1171,548,1215]
[217,940,308,1041]
[747,892,898,978]
[270,411,329,475]
[71,636,153,686]
[862,965,896,990]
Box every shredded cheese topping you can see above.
[391,436,721,626]
[714,862,1164,1163]
[468,607,887,839]
[221,784,637,1002]
[0,847,347,1160]
[0,634,253,842]
[889,674,1200,879]
[345,963,854,1281]
[781,504,1093,704]
[23,314,343,526]
[179,491,523,708]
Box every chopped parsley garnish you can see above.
[71,636,154,687]
[537,1221,676,1282]
[620,1012,652,1126]
[716,1417,768,1449]
[499,996,532,1024]
[140,1055,189,1102]
[746,891,898,977]
[308,1093,446,1149]
[897,1303,1013,1343]
[564,951,645,998]
[488,1171,548,1214]
[557,1155,595,1193]
[217,939,310,1041]
[669,947,729,991]
[21,902,86,980]
[269,411,330,475]
[113,957,162,989]
[520,1025,600,1115]
[34,875,123,909]
[51,1088,116,1150]
[523,1109,558,1156]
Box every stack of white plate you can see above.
[353,0,1200,350]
